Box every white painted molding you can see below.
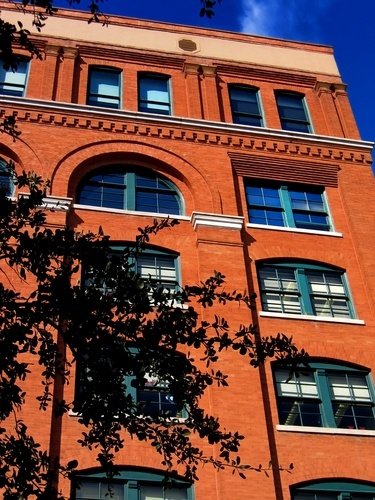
[260,311,365,325]
[42,195,73,211]
[276,424,375,437]
[19,192,73,211]
[1,96,373,151]
[191,212,244,230]
[247,223,343,238]
[73,203,190,220]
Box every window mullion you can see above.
[295,269,312,314]
[279,185,294,227]
[127,172,135,210]
[316,369,336,427]
[125,375,137,404]
[127,480,139,500]
[340,493,351,500]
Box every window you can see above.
[87,67,121,108]
[0,59,28,96]
[275,91,312,133]
[292,480,375,499]
[245,181,331,231]
[136,252,179,293]
[258,262,354,318]
[229,85,263,126]
[130,373,185,418]
[76,167,181,215]
[138,74,171,115]
[0,160,14,197]
[74,468,193,499]
[84,246,179,295]
[76,360,184,419]
[274,362,375,430]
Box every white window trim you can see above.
[73,203,190,220]
[276,424,375,437]
[68,408,187,424]
[191,212,244,230]
[247,223,342,237]
[260,311,365,325]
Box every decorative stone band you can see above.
[18,193,73,212]
[191,212,244,231]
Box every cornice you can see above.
[0,97,373,166]
[216,63,317,88]
[77,44,185,69]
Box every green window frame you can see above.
[258,262,355,318]
[74,468,193,499]
[87,66,121,109]
[229,84,263,126]
[245,181,331,231]
[76,167,182,215]
[75,361,186,420]
[77,246,184,418]
[274,361,375,430]
[84,246,180,295]
[138,73,171,115]
[292,479,375,499]
[126,372,187,419]
[0,160,14,197]
[0,58,29,97]
[275,91,312,133]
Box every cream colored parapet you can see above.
[0,8,340,77]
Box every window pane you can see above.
[275,371,318,398]
[0,60,28,96]
[76,480,124,499]
[332,402,375,430]
[329,374,371,401]
[307,271,351,317]
[246,185,281,207]
[88,68,121,108]
[276,92,311,133]
[140,485,188,500]
[246,182,330,230]
[249,208,284,226]
[139,75,171,115]
[278,400,322,426]
[135,176,180,215]
[294,493,338,500]
[77,168,180,215]
[137,254,177,291]
[0,162,13,196]
[230,86,263,126]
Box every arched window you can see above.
[76,167,181,215]
[0,160,14,197]
[228,84,263,126]
[275,91,312,133]
[291,479,375,499]
[74,467,193,499]
[257,261,355,318]
[273,360,375,430]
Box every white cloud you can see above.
[239,0,337,42]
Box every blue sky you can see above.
[73,0,374,144]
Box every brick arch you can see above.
[0,133,47,178]
[51,139,220,214]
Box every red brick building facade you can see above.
[1,3,374,499]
